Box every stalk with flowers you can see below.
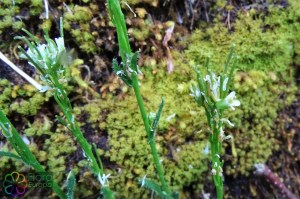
[190,46,240,199]
[15,18,114,199]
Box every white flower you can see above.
[98,173,111,187]
[141,175,147,187]
[222,77,229,91]
[216,91,240,110]
[165,113,176,122]
[204,73,220,100]
[190,85,201,98]
[55,37,65,53]
[190,85,205,105]
[203,143,210,155]
[211,169,217,175]
[225,91,240,110]
[24,37,65,71]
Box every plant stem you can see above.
[54,87,100,175]
[209,112,223,199]
[131,73,171,196]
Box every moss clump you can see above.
[29,0,43,16]
[44,131,77,182]
[0,0,24,34]
[128,19,152,41]
[10,92,49,116]
[0,79,12,114]
[63,5,97,54]
[225,69,296,176]
[185,2,300,73]
[126,0,159,7]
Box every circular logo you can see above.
[3,172,28,196]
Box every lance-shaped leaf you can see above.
[66,170,76,199]
[139,178,164,198]
[152,98,164,132]
[0,151,23,161]
[130,51,139,73]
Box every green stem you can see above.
[216,184,223,199]
[209,113,223,199]
[54,88,100,175]
[131,73,171,196]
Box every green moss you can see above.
[43,125,77,182]
[29,0,43,16]
[0,0,24,35]
[184,4,299,73]
[0,79,12,114]
[63,5,97,53]
[72,2,300,196]
[126,0,159,6]
[129,19,151,41]
[0,0,299,198]
[10,92,48,116]
[24,116,53,137]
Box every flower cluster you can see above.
[190,49,239,198]
[190,71,240,111]
[15,24,68,92]
[22,37,65,70]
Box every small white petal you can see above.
[22,135,30,145]
[221,118,234,127]
[203,143,210,155]
[166,113,176,122]
[223,77,228,91]
[141,175,147,187]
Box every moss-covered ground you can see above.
[0,0,299,198]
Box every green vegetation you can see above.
[0,0,299,198]
[63,5,97,54]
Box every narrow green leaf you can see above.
[92,143,104,172]
[66,171,76,199]
[224,44,236,74]
[130,51,139,73]
[112,59,122,72]
[0,151,23,161]
[152,98,164,131]
[21,28,40,44]
[17,46,47,77]
[55,115,68,127]
[140,178,164,198]
[107,0,131,63]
